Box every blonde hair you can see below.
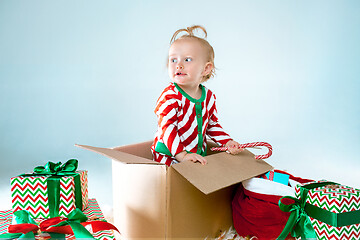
[169,25,215,82]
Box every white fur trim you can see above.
[242,177,296,197]
[289,179,302,188]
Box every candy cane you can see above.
[211,142,273,160]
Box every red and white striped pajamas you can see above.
[151,82,233,166]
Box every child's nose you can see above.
[176,65,184,70]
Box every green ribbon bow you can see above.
[21,159,82,218]
[33,159,78,174]
[0,210,38,239]
[0,209,101,239]
[277,181,360,240]
[277,192,317,240]
[42,208,95,239]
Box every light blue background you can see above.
[1,0,359,215]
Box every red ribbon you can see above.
[40,217,119,235]
[7,216,119,237]
[8,223,38,234]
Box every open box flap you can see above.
[172,150,273,195]
[75,144,160,165]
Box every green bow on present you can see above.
[276,192,317,240]
[0,208,119,239]
[40,208,95,239]
[33,159,78,174]
[0,210,38,239]
[41,208,119,239]
[20,159,83,218]
[0,210,65,239]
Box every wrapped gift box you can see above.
[11,167,88,218]
[261,170,290,185]
[295,181,360,239]
[0,199,115,240]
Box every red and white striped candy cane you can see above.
[211,142,273,160]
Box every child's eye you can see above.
[185,58,192,62]
[170,58,178,63]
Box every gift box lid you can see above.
[296,181,360,213]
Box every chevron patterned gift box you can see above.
[294,181,360,240]
[10,160,89,219]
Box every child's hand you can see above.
[225,140,244,155]
[175,151,207,165]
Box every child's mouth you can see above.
[176,72,186,76]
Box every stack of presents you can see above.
[0,159,118,239]
[2,140,360,239]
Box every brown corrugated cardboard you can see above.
[77,144,157,164]
[76,141,273,239]
[172,150,271,195]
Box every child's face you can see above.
[168,39,212,88]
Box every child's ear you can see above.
[202,62,214,76]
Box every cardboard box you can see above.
[76,141,272,240]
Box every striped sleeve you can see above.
[206,93,232,146]
[155,90,185,157]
